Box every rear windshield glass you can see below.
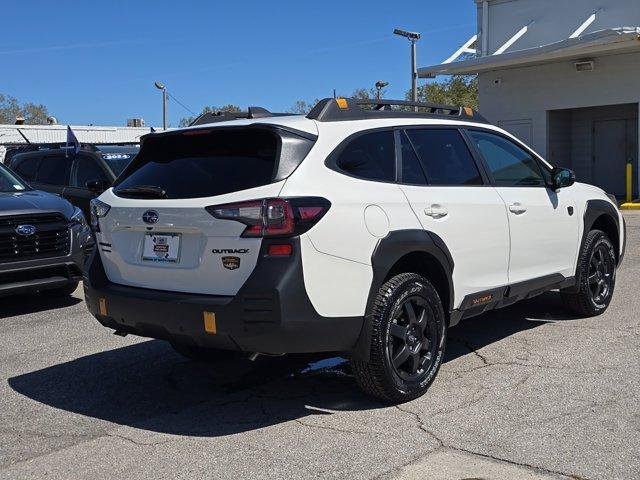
[114,129,278,199]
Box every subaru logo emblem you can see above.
[15,224,36,236]
[142,210,159,224]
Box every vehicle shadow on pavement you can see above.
[0,292,82,319]
[8,292,577,437]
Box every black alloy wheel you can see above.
[387,296,439,383]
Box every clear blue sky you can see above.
[1,1,476,127]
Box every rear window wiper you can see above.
[116,185,168,198]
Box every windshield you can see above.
[0,164,28,192]
[96,145,139,177]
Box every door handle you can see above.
[508,202,527,215]
[424,205,448,219]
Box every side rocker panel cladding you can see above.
[351,229,454,361]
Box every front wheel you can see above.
[351,273,446,403]
[561,229,617,316]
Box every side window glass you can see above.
[336,130,395,182]
[469,131,545,187]
[400,131,428,185]
[405,129,482,185]
[14,156,39,180]
[36,155,71,185]
[72,156,108,188]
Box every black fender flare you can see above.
[564,199,621,293]
[351,229,454,361]
[582,199,620,258]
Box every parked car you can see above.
[0,161,93,297]
[83,98,624,402]
[6,144,138,218]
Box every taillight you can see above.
[206,197,330,238]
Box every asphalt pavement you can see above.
[1,213,639,480]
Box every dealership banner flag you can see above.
[66,126,81,156]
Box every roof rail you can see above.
[306,98,488,123]
[189,106,291,126]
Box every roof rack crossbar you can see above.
[307,98,488,124]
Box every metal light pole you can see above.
[154,81,167,130]
[393,28,421,109]
[375,81,389,100]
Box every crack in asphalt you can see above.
[105,432,178,448]
[390,405,596,480]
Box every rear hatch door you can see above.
[96,124,315,296]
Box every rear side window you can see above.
[14,156,40,180]
[405,129,482,185]
[37,155,71,185]
[115,129,281,199]
[336,130,395,182]
[469,131,545,187]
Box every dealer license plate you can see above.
[142,233,181,262]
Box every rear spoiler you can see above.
[189,107,293,126]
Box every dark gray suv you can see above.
[0,162,93,297]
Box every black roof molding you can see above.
[306,98,489,123]
[189,107,293,126]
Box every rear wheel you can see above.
[170,342,243,363]
[561,229,616,316]
[351,273,446,403]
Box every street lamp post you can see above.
[393,28,421,109]
[154,81,168,130]
[375,81,389,100]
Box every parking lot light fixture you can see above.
[393,28,421,109]
[154,81,168,130]
[375,81,389,100]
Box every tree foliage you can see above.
[0,93,52,124]
[410,75,478,109]
[288,87,386,114]
[179,104,241,127]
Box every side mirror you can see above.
[85,179,111,194]
[552,167,575,190]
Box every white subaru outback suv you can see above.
[85,98,625,402]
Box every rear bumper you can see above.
[84,238,363,354]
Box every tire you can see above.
[44,281,79,297]
[169,342,242,363]
[351,273,447,403]
[561,229,617,317]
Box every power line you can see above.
[166,92,196,116]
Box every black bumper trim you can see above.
[0,263,82,297]
[84,237,363,354]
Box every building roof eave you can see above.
[419,27,640,77]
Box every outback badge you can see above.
[221,256,240,270]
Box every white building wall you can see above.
[0,124,153,145]
[478,50,640,158]
[476,0,640,55]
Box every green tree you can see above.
[0,93,52,124]
[409,75,478,109]
[179,104,241,127]
[289,99,320,114]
